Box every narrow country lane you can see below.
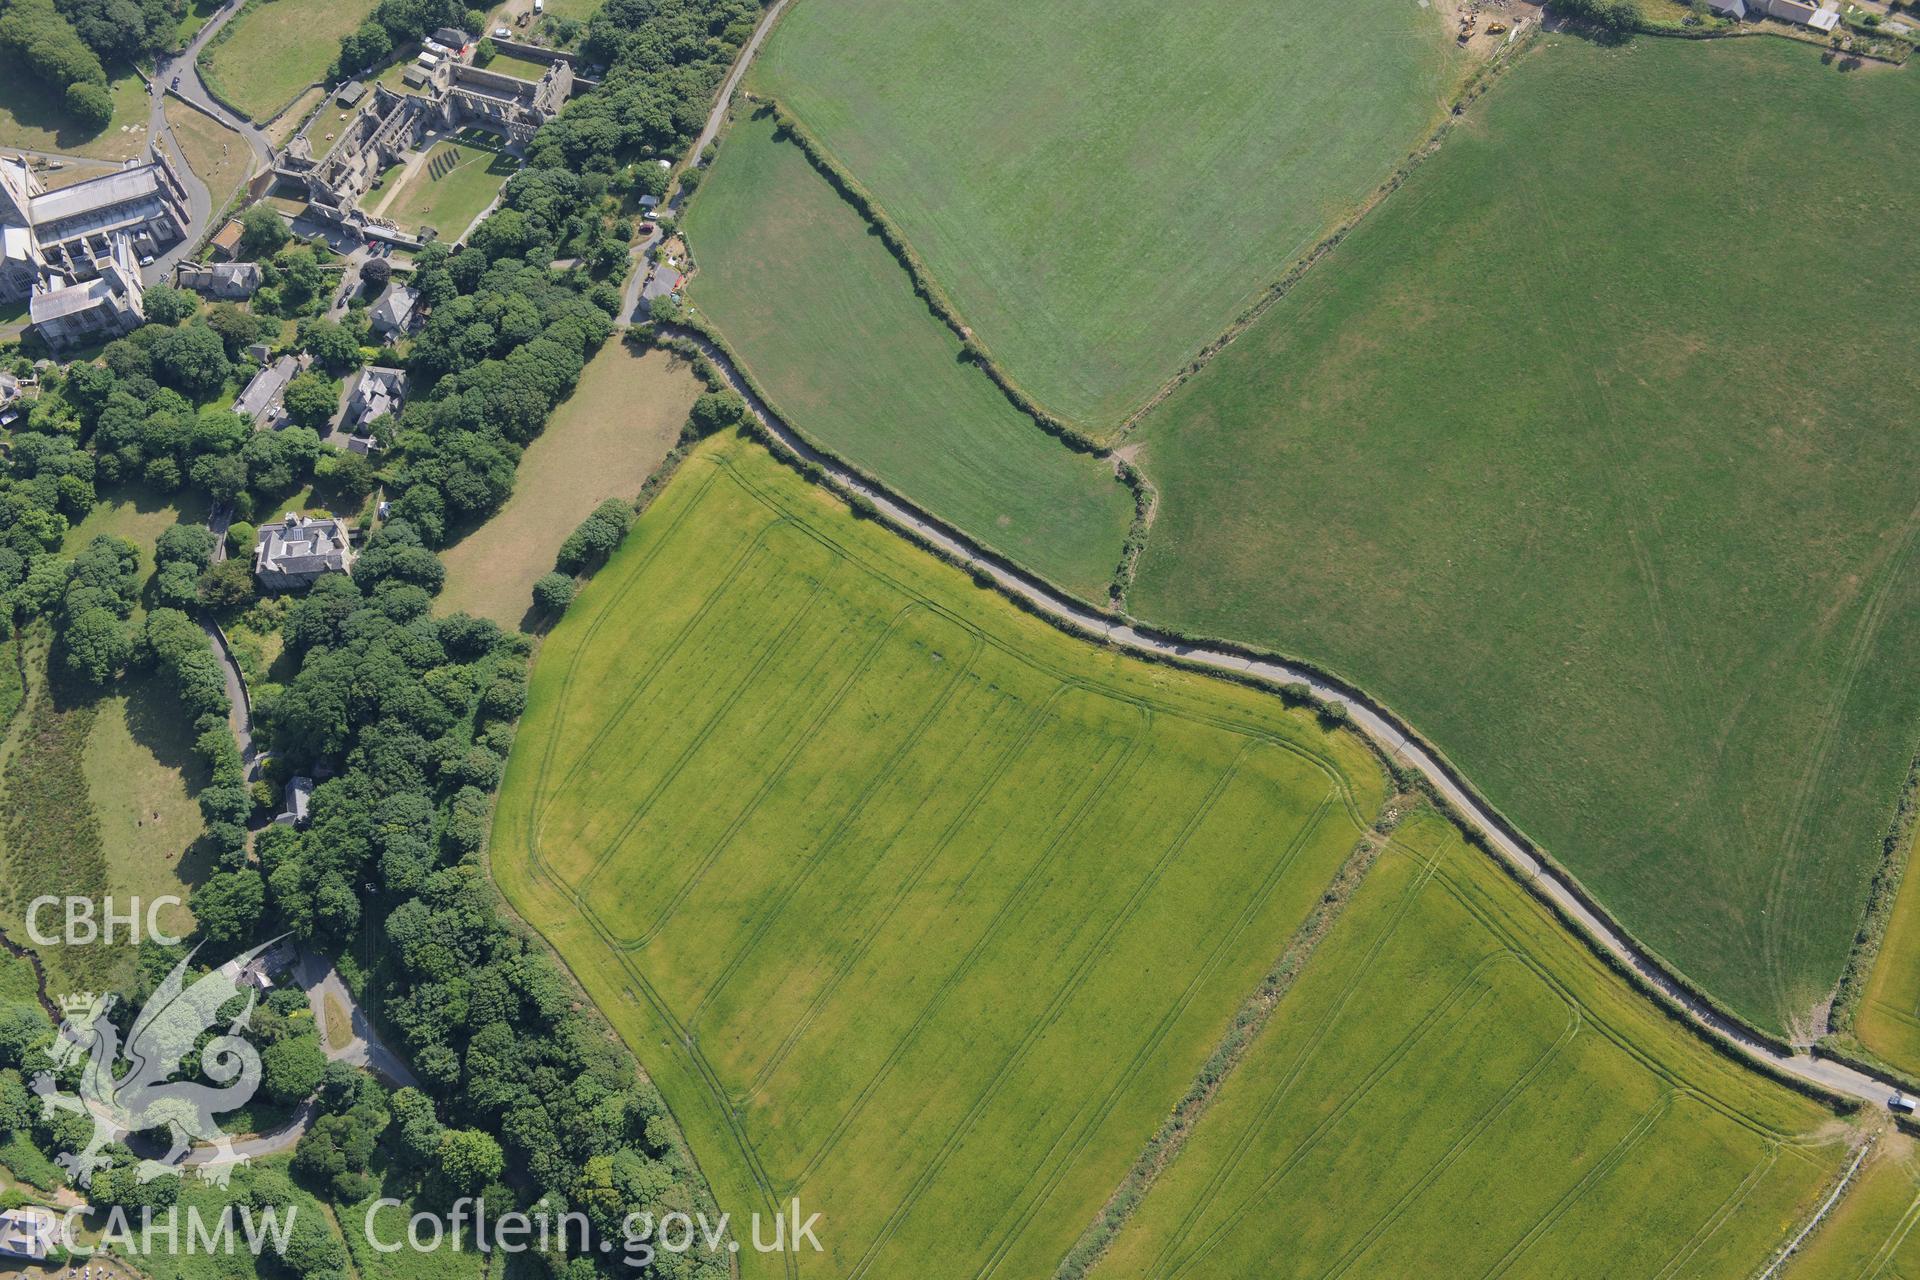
[666,325,1902,1113]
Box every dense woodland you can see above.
[0,1,766,1275]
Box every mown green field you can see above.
[680,111,1136,599]
[493,434,1388,1277]
[748,0,1463,430]
[1096,809,1846,1278]
[1130,35,1920,1032]
[381,136,516,240]
[438,342,703,628]
[203,0,380,121]
[1781,1141,1920,1280]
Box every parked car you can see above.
[493,25,510,37]
[170,75,181,89]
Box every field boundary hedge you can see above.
[1827,747,1920,1035]
[1637,17,1914,64]
[689,99,1157,603]
[739,96,1108,453]
[1053,824,1395,1280]
[651,320,1852,1103]
[1107,25,1540,448]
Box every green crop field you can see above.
[681,111,1137,599]
[748,0,1464,430]
[1129,35,1920,1032]
[203,0,381,121]
[1780,1143,1920,1280]
[1096,809,1846,1278]
[493,433,1389,1277]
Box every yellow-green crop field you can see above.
[1851,807,1920,1077]
[1782,1140,1920,1280]
[1094,810,1845,1277]
[495,434,1849,1277]
[495,433,1388,1276]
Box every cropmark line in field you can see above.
[848,764,1334,1280]
[682,623,984,1027]
[981,794,1353,1280]
[797,722,1151,1186]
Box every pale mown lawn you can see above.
[166,99,253,208]
[438,341,703,627]
[381,135,516,239]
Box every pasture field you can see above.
[748,0,1463,430]
[1129,35,1920,1031]
[85,667,208,946]
[1849,808,1920,1075]
[682,111,1135,598]
[438,342,704,627]
[0,494,215,991]
[492,434,1389,1278]
[165,100,253,209]
[381,136,515,240]
[1095,809,1847,1278]
[203,0,381,122]
[1781,1140,1920,1280]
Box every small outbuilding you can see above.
[274,775,314,827]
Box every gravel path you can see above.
[184,948,418,1166]
[669,324,1901,1112]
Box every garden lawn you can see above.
[381,137,516,240]
[492,434,1388,1278]
[481,49,555,80]
[1093,809,1846,1278]
[0,70,151,161]
[438,341,704,628]
[682,112,1135,598]
[202,0,381,122]
[748,0,1464,431]
[1130,34,1920,1032]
